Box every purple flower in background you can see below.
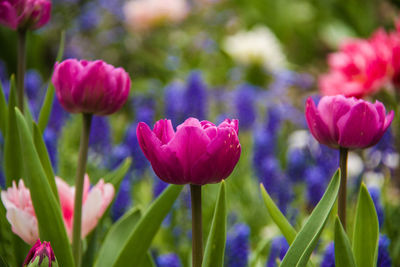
[89,116,112,156]
[124,123,150,176]
[378,235,392,267]
[133,96,155,125]
[164,82,185,125]
[266,236,289,267]
[108,144,130,170]
[156,253,182,267]
[253,126,275,175]
[182,71,208,120]
[25,70,43,117]
[286,148,310,183]
[234,84,257,130]
[320,242,335,267]
[79,3,101,31]
[43,129,58,170]
[305,166,329,207]
[99,0,125,19]
[368,187,384,228]
[111,177,132,221]
[225,223,250,267]
[48,98,69,134]
[153,178,169,198]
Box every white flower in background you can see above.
[347,152,364,179]
[223,26,287,71]
[124,0,189,32]
[364,171,385,189]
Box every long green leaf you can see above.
[38,31,65,133]
[15,108,74,267]
[4,76,23,186]
[94,207,142,267]
[0,202,17,267]
[202,181,227,267]
[104,158,132,189]
[281,169,340,267]
[32,122,59,202]
[112,184,183,267]
[352,183,379,267]
[0,81,7,136]
[334,217,356,267]
[260,183,297,244]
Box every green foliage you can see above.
[202,181,227,267]
[0,81,7,136]
[334,217,356,267]
[14,108,74,267]
[352,183,379,267]
[280,169,340,267]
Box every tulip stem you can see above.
[17,29,27,113]
[338,147,348,230]
[190,184,203,267]
[72,113,92,267]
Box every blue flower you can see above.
[156,253,182,267]
[133,96,155,125]
[43,129,58,170]
[377,235,392,267]
[225,223,250,267]
[164,82,185,125]
[48,97,69,135]
[153,178,169,198]
[182,71,208,121]
[320,242,335,267]
[305,166,329,207]
[89,116,112,156]
[108,144,131,170]
[111,177,132,221]
[368,187,384,228]
[124,123,150,176]
[234,84,257,130]
[266,236,289,267]
[286,148,309,183]
[79,3,101,31]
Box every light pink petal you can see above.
[6,207,39,245]
[55,177,74,236]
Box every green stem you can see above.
[72,113,92,267]
[338,147,348,230]
[17,29,26,113]
[190,184,203,267]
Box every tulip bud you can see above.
[23,240,58,267]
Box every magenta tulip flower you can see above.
[305,95,394,149]
[23,240,58,267]
[0,0,51,31]
[52,59,131,116]
[137,118,241,185]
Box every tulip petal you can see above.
[6,207,38,245]
[153,119,175,144]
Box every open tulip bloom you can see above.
[305,95,394,229]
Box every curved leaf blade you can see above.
[104,158,132,189]
[202,181,227,267]
[352,184,379,267]
[94,208,142,267]
[112,184,183,267]
[281,169,340,267]
[15,108,74,267]
[334,217,356,267]
[0,81,7,136]
[260,183,297,244]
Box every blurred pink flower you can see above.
[1,176,114,245]
[305,95,394,149]
[319,37,391,98]
[137,117,241,185]
[124,0,189,32]
[23,240,57,267]
[52,59,131,116]
[0,0,51,31]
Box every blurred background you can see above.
[0,0,399,266]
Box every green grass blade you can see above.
[112,184,183,267]
[15,108,74,267]
[352,184,379,267]
[334,217,356,267]
[281,169,340,267]
[202,181,227,267]
[104,157,132,189]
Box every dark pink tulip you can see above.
[52,59,131,116]
[23,240,57,266]
[137,118,241,185]
[0,0,51,31]
[305,95,394,149]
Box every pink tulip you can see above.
[305,95,394,149]
[0,176,114,245]
[52,59,131,116]
[0,0,51,31]
[23,240,57,266]
[137,117,241,185]
[319,38,391,98]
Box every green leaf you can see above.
[94,208,142,267]
[281,169,340,267]
[202,181,227,267]
[0,202,17,267]
[0,81,8,136]
[142,253,156,267]
[14,108,74,267]
[32,122,59,203]
[334,217,356,267]
[4,76,23,186]
[38,31,65,133]
[352,183,379,267]
[260,183,297,244]
[112,184,183,267]
[104,157,132,189]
